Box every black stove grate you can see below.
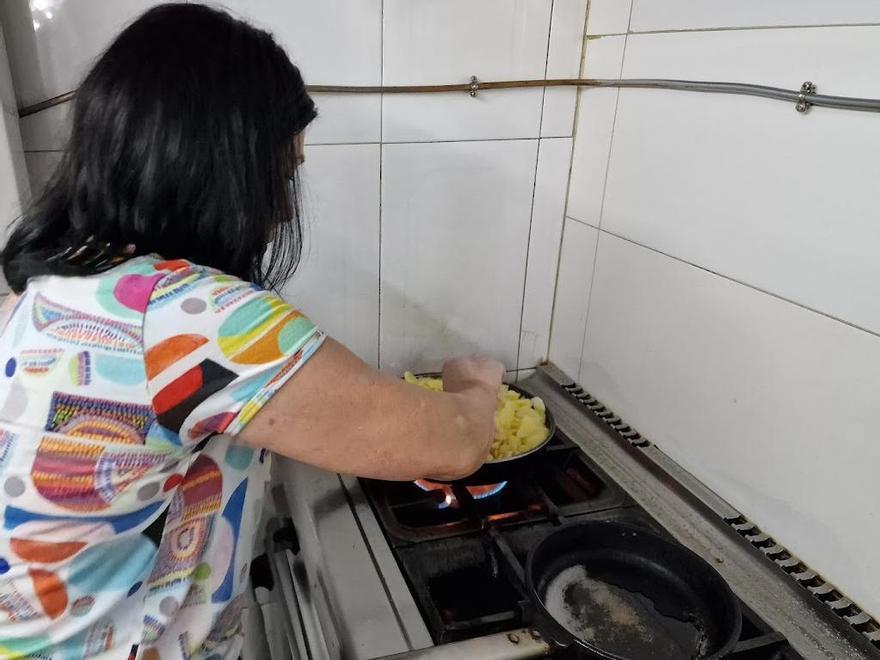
[361,432,630,545]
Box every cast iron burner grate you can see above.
[360,431,805,658]
[361,432,630,545]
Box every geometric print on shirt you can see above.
[0,255,325,659]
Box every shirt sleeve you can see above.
[142,263,325,446]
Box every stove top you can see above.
[360,430,805,659]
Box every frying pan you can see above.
[526,521,742,659]
[410,374,556,486]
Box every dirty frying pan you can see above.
[526,521,742,659]
[412,374,556,486]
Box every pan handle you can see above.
[485,528,568,653]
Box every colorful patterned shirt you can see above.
[0,256,324,659]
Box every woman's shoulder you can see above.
[141,256,239,281]
[24,255,266,326]
[144,258,264,313]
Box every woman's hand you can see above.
[417,356,503,481]
[442,356,504,398]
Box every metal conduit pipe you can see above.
[17,77,880,118]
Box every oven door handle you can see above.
[267,545,312,660]
[370,629,552,659]
[267,517,338,660]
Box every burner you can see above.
[414,479,509,509]
[361,435,630,544]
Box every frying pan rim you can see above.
[524,519,743,660]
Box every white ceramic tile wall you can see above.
[547,219,598,378]
[224,0,382,86]
[630,1,880,33]
[281,144,380,366]
[0,23,28,289]
[382,0,551,142]
[0,25,18,118]
[23,151,60,198]
[602,26,880,336]
[0,25,26,191]
[585,0,632,36]
[566,36,626,226]
[0,0,167,107]
[579,234,880,618]
[519,138,573,369]
[0,109,24,244]
[11,0,385,150]
[306,94,381,146]
[221,0,383,146]
[541,0,588,137]
[18,101,69,152]
[621,26,880,97]
[554,0,880,620]
[380,139,538,373]
[0,115,25,227]
[10,2,584,372]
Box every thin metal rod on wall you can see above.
[17,77,880,118]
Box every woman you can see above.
[0,4,501,658]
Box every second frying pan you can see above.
[526,521,742,659]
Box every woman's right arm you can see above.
[238,338,503,481]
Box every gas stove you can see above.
[360,433,803,658]
[266,366,880,660]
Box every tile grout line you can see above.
[585,20,880,38]
[545,0,591,365]
[321,135,554,147]
[574,0,632,382]
[516,0,556,374]
[377,0,385,369]
[565,216,600,230]
[629,20,880,36]
[20,136,567,153]
[581,223,880,342]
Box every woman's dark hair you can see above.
[2,2,316,293]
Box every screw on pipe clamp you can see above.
[796,81,817,112]
[469,76,480,97]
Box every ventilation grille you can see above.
[561,383,651,448]
[726,514,880,649]
[559,379,880,652]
